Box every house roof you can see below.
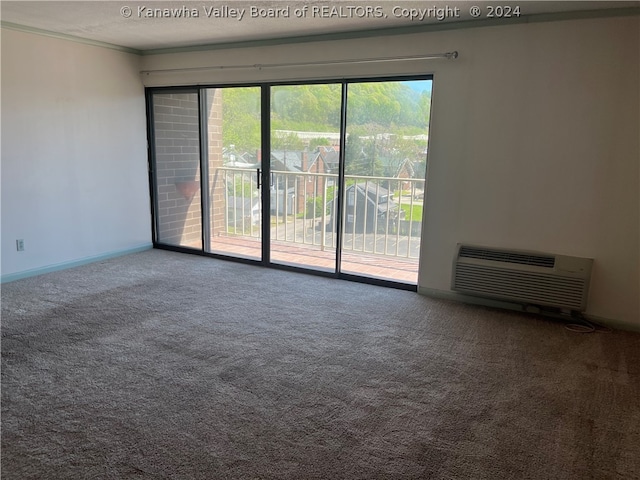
[343,182,396,214]
[270,151,304,172]
[304,146,340,173]
[395,158,416,178]
[223,148,260,168]
[353,182,390,197]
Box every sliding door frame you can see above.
[147,87,206,253]
[334,82,349,276]
[261,85,271,265]
[198,89,211,253]
[146,74,433,291]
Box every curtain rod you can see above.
[140,51,458,75]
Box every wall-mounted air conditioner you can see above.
[451,244,593,312]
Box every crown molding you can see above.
[0,21,142,55]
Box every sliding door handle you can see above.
[256,168,261,189]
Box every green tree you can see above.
[221,88,261,152]
[308,137,332,150]
[419,91,431,128]
[345,129,384,177]
[226,174,254,197]
[271,131,304,151]
[272,84,341,131]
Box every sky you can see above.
[405,80,432,94]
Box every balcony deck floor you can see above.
[207,235,418,284]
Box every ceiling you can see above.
[1,1,638,53]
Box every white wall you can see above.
[422,17,639,330]
[141,15,639,329]
[1,29,151,279]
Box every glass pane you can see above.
[205,87,262,260]
[270,84,342,272]
[153,92,202,249]
[341,80,432,283]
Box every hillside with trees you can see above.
[221,81,432,177]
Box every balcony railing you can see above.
[218,167,424,259]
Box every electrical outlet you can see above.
[16,239,24,252]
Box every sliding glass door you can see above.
[151,91,203,250]
[340,80,430,283]
[204,87,262,260]
[148,77,431,286]
[269,84,342,272]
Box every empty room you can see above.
[1,1,639,478]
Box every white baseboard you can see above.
[417,286,640,333]
[1,243,153,284]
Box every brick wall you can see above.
[205,89,225,238]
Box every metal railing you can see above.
[217,167,424,259]
[220,167,262,238]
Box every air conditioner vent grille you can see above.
[452,244,593,312]
[454,264,586,310]
[459,246,555,268]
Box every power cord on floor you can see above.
[564,312,613,334]
[527,306,613,334]
[564,318,596,333]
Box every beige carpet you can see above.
[2,249,639,479]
